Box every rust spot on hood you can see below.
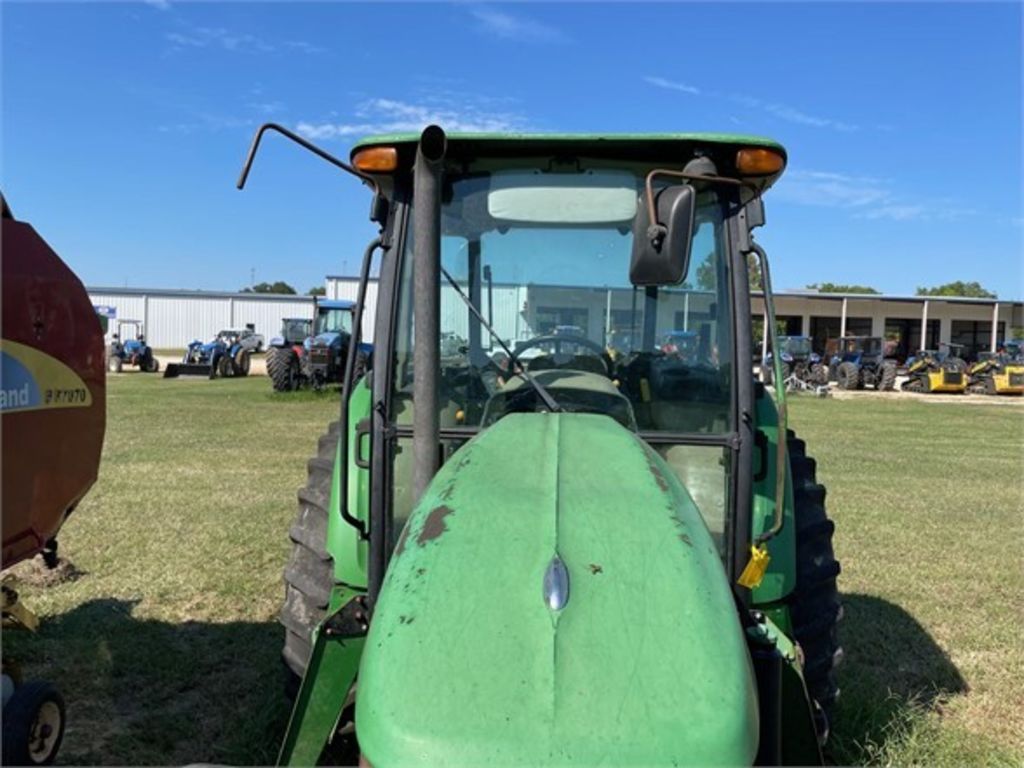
[394,523,410,557]
[647,457,670,493]
[417,505,454,546]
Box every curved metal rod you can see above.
[750,241,788,545]
[643,168,754,235]
[337,236,384,540]
[235,122,378,195]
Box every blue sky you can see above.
[3,1,1021,297]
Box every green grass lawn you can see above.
[5,375,1023,765]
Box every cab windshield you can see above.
[391,160,738,552]
[394,165,735,436]
[316,308,352,335]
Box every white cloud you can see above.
[164,25,322,55]
[776,169,978,224]
[469,7,567,43]
[644,76,700,95]
[774,169,890,209]
[854,204,927,221]
[297,96,532,140]
[763,103,858,132]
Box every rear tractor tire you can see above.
[878,362,896,391]
[836,362,860,391]
[233,349,251,377]
[785,430,843,741]
[280,421,340,696]
[267,347,299,392]
[810,363,828,386]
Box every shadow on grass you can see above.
[4,598,290,766]
[828,593,968,764]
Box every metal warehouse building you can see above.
[87,287,315,349]
[89,281,1021,361]
[326,275,1023,362]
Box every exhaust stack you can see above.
[412,125,447,502]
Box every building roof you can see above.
[87,286,315,302]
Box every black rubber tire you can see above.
[280,421,340,696]
[218,355,233,378]
[267,347,298,392]
[779,361,791,386]
[233,349,251,377]
[785,431,843,739]
[810,363,829,386]
[1,680,66,766]
[878,362,897,391]
[836,362,860,390]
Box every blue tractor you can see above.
[265,299,372,391]
[762,335,826,388]
[163,329,252,379]
[828,336,897,391]
[106,320,159,373]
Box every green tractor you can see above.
[239,125,841,766]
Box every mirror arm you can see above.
[236,122,379,196]
[643,168,750,245]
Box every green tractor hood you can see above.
[357,413,758,766]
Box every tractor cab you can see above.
[278,317,312,346]
[832,335,882,365]
[240,126,838,767]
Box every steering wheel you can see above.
[509,334,613,377]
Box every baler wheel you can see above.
[1,680,66,766]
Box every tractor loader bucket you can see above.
[163,362,213,378]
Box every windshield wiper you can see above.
[439,266,561,413]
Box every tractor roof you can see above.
[317,299,355,310]
[351,131,788,190]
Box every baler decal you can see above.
[0,339,93,413]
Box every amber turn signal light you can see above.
[352,146,398,172]
[736,147,785,175]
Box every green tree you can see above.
[242,281,297,295]
[806,282,880,294]
[307,286,326,297]
[915,281,996,298]
[694,253,762,291]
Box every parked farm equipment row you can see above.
[265,299,372,392]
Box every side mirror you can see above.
[630,184,696,286]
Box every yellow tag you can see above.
[737,544,771,589]
[640,378,651,403]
